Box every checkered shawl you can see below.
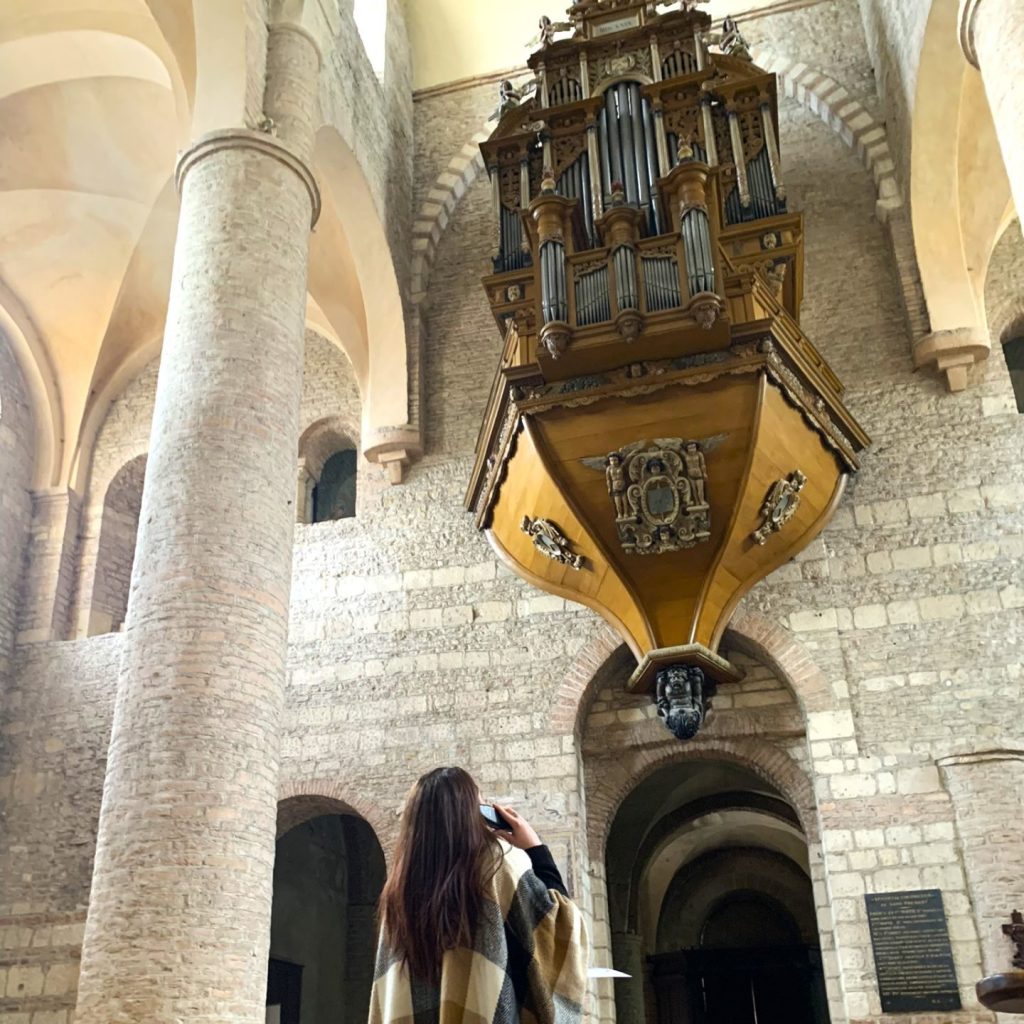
[369,841,589,1024]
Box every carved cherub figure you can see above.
[682,441,707,505]
[719,16,752,60]
[489,80,521,122]
[606,451,630,519]
[528,15,573,50]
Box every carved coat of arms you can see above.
[583,436,724,554]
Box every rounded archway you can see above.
[604,759,830,1024]
[269,797,386,1024]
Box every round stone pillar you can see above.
[74,22,320,1024]
[960,0,1024,235]
[611,930,649,1024]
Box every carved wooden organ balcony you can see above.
[465,0,870,740]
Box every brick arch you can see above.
[722,608,835,714]
[748,46,901,217]
[550,608,838,742]
[585,736,819,860]
[276,777,395,859]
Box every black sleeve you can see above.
[526,844,568,897]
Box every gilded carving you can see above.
[521,516,584,569]
[752,469,807,545]
[584,437,725,554]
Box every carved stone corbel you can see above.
[913,327,990,392]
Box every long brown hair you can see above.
[380,767,501,982]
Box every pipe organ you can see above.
[467,0,869,741]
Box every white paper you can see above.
[587,967,632,978]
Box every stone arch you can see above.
[906,0,1013,388]
[585,736,819,861]
[75,452,148,637]
[297,416,361,524]
[312,125,420,477]
[0,282,61,489]
[276,778,395,858]
[551,609,839,741]
[272,785,388,1024]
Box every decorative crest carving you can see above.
[583,436,725,554]
[521,516,584,569]
[752,469,806,545]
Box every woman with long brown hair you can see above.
[369,766,589,1024]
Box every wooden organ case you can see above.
[465,0,869,740]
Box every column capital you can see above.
[175,128,321,227]
[958,0,984,68]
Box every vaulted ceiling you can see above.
[404,0,786,91]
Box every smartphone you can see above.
[480,804,513,832]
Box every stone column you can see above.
[937,751,1024,976]
[74,21,321,1024]
[16,488,81,643]
[611,930,648,1024]
[960,0,1024,236]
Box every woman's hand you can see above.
[492,802,542,850]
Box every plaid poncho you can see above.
[369,840,590,1024]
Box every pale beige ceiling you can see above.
[404,0,786,91]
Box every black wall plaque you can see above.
[865,889,962,1013]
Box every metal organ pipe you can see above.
[613,245,639,311]
[489,165,502,261]
[681,207,715,297]
[701,97,719,165]
[540,240,567,323]
[761,102,785,202]
[728,109,751,207]
[587,125,604,222]
[643,98,664,227]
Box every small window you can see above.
[312,449,357,522]
[1005,336,1024,413]
[354,0,387,80]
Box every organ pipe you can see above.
[701,98,719,165]
[761,102,785,201]
[694,28,706,70]
[613,245,639,311]
[489,165,501,260]
[650,35,662,82]
[682,208,715,296]
[520,157,530,208]
[580,54,590,95]
[728,108,750,207]
[654,109,670,176]
[540,240,567,323]
[587,125,604,221]
[538,62,549,109]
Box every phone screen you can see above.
[480,804,513,831]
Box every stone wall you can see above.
[0,337,33,688]
[2,4,1024,1023]
[855,0,932,196]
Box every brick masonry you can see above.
[1,3,1023,1024]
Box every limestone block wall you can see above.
[855,0,932,192]
[0,339,33,687]
[1,4,1023,1023]
[316,0,414,290]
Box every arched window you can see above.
[353,0,387,80]
[312,449,357,523]
[1005,335,1024,412]
[90,453,146,634]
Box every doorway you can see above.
[267,810,385,1024]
